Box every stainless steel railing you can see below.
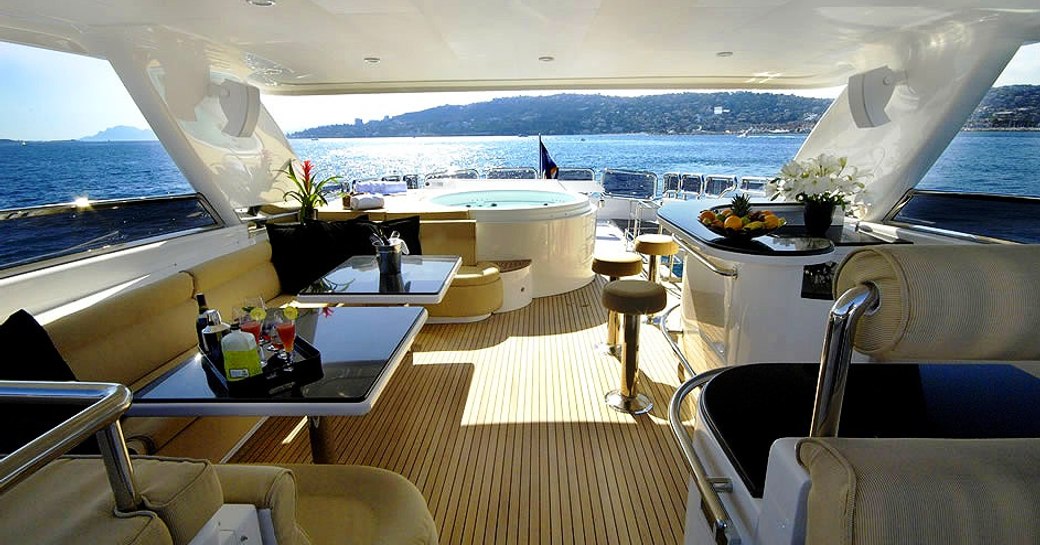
[670,235,738,278]
[669,368,740,545]
[658,304,695,378]
[0,381,141,512]
[809,283,879,437]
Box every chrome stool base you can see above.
[594,342,621,357]
[605,390,653,415]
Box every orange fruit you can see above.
[723,215,743,230]
[764,215,780,229]
[699,210,716,223]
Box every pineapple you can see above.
[730,193,753,219]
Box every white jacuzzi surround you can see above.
[423,180,596,298]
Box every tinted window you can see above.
[0,195,219,269]
[890,191,1040,243]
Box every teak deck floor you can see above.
[230,276,696,545]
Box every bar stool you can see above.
[634,233,679,284]
[601,279,667,415]
[592,252,644,356]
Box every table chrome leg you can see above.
[308,416,336,464]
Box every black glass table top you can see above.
[658,200,902,256]
[296,255,461,304]
[700,362,1040,498]
[131,306,426,415]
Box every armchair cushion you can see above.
[798,437,1040,545]
[279,464,438,545]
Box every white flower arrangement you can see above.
[766,153,866,208]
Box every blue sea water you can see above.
[1,132,1038,209]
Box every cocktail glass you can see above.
[272,307,298,366]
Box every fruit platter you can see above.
[700,194,786,240]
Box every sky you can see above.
[1,41,1038,141]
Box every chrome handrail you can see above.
[669,368,740,545]
[0,381,141,512]
[809,284,879,437]
[671,236,738,278]
[658,304,695,377]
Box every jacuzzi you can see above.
[427,186,596,298]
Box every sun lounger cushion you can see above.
[798,437,1040,545]
[835,245,1040,360]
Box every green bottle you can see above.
[220,324,262,381]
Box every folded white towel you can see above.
[354,181,408,195]
[350,193,385,210]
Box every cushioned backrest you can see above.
[45,273,198,385]
[798,437,1040,545]
[834,245,1040,361]
[419,219,477,265]
[184,242,281,320]
[0,457,177,545]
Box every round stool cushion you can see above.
[450,262,500,287]
[634,234,679,256]
[592,252,643,278]
[601,280,667,314]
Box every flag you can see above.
[539,136,559,179]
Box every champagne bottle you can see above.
[195,293,209,349]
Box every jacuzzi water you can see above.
[429,190,578,208]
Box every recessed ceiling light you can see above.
[363,57,381,64]
[245,0,276,6]
[716,51,734,58]
[538,56,555,62]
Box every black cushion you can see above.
[357,216,423,255]
[267,216,371,293]
[0,310,97,455]
[0,310,75,382]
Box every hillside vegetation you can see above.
[292,86,1040,138]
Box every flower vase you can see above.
[298,206,318,223]
[803,201,835,237]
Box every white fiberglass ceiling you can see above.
[0,0,1038,93]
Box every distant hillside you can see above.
[292,92,832,138]
[966,85,1040,129]
[292,85,1040,138]
[80,125,157,141]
